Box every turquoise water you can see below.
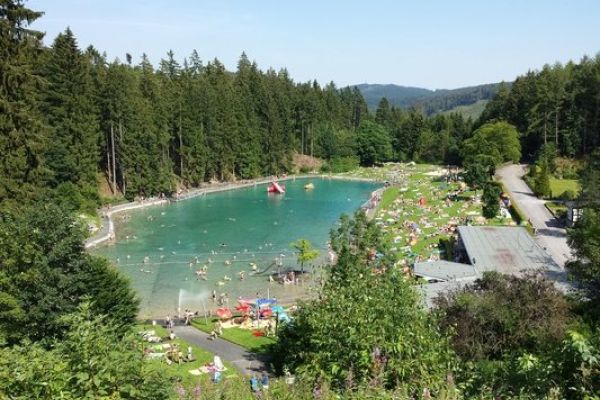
[93,178,379,317]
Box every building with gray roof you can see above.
[414,260,478,282]
[416,226,563,307]
[456,225,560,275]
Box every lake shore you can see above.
[85,173,382,249]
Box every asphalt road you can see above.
[173,324,270,376]
[497,164,573,268]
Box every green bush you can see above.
[299,165,311,174]
[319,163,331,173]
[435,272,570,360]
[329,156,359,173]
[274,212,457,391]
[559,189,577,201]
[534,162,552,198]
[482,181,502,218]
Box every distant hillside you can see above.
[354,84,433,109]
[440,99,490,120]
[354,82,507,117]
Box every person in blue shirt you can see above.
[261,373,269,390]
[250,375,260,393]
[213,370,222,383]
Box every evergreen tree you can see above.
[482,181,502,218]
[374,97,392,127]
[0,204,138,345]
[0,0,49,205]
[567,150,600,316]
[393,108,424,160]
[534,160,552,198]
[356,121,393,166]
[41,28,100,205]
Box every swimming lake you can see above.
[92,177,380,317]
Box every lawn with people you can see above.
[136,323,238,385]
[343,163,518,265]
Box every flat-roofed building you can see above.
[456,225,560,275]
[414,260,478,282]
[416,225,564,307]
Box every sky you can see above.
[28,0,600,90]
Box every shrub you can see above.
[329,156,359,173]
[434,272,570,360]
[482,181,502,218]
[274,213,457,392]
[559,189,577,201]
[319,163,331,173]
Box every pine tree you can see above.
[0,0,49,205]
[534,160,552,198]
[375,97,392,127]
[41,28,100,205]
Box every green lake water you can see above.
[92,177,379,318]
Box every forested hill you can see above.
[355,82,505,116]
[2,0,598,215]
[353,84,432,109]
[477,55,600,160]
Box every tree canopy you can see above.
[462,121,521,166]
[276,213,457,391]
[0,204,138,345]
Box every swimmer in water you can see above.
[239,271,245,280]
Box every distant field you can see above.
[440,99,489,120]
[549,177,580,198]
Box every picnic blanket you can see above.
[188,365,228,375]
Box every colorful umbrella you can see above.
[260,308,273,318]
[215,307,232,320]
[235,303,252,313]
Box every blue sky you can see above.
[28,0,600,89]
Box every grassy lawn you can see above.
[135,323,238,385]
[352,163,520,264]
[191,318,276,353]
[378,187,400,211]
[549,177,580,198]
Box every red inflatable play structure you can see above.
[267,182,285,194]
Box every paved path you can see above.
[173,324,270,376]
[497,164,573,268]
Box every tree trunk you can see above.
[555,108,559,146]
[118,120,125,195]
[111,121,117,194]
[107,128,113,194]
[544,112,548,145]
[179,102,184,178]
